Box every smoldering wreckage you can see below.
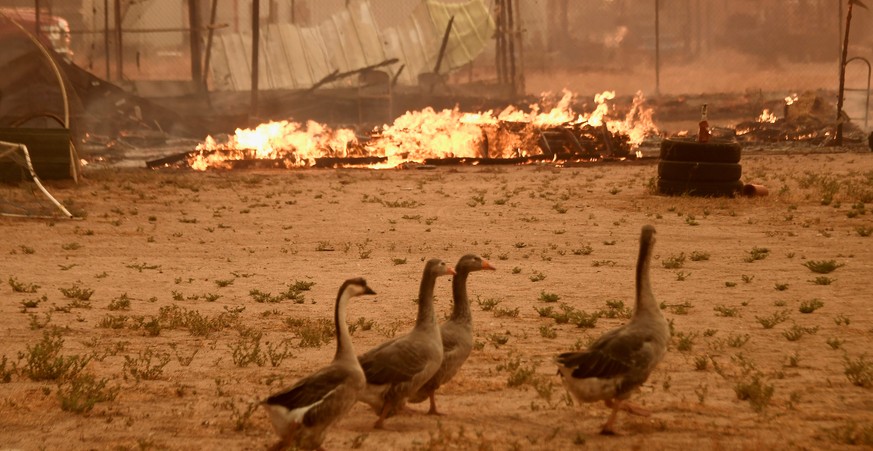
[1,3,871,193]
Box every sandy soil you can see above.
[1,148,873,450]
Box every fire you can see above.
[785,93,798,105]
[188,90,659,170]
[757,109,777,123]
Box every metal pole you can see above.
[514,0,525,96]
[114,0,123,81]
[202,0,219,89]
[251,0,260,119]
[104,0,111,80]
[189,0,203,88]
[655,0,661,95]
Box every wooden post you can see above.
[189,0,203,89]
[202,0,219,89]
[506,0,516,97]
[836,0,855,146]
[514,0,525,95]
[114,0,123,81]
[34,0,40,37]
[104,0,111,80]
[495,0,505,86]
[251,0,260,119]
[654,0,661,96]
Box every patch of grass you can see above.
[810,276,835,285]
[803,260,844,274]
[714,305,739,317]
[477,296,501,311]
[123,347,171,381]
[19,330,89,381]
[834,314,851,326]
[744,247,770,263]
[844,355,873,388]
[689,251,710,261]
[8,276,40,293]
[798,298,824,314]
[661,252,686,269]
[755,310,791,329]
[693,355,709,371]
[734,373,774,412]
[493,306,520,318]
[57,373,119,413]
[108,293,132,311]
[675,332,697,352]
[286,318,334,348]
[726,333,751,348]
[539,325,557,339]
[774,283,789,291]
[782,323,819,341]
[572,244,594,255]
[741,274,755,283]
[824,421,873,447]
[725,281,737,288]
[229,329,266,367]
[856,226,873,237]
[599,299,633,319]
[529,271,546,282]
[826,337,844,350]
[59,284,94,302]
[538,291,560,303]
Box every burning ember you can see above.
[757,109,777,123]
[187,90,658,170]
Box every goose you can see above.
[262,277,376,451]
[409,254,495,415]
[357,258,455,429]
[555,224,669,435]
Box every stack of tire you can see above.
[657,137,744,197]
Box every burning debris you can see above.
[736,91,866,144]
[178,90,659,170]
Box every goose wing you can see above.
[556,328,648,380]
[265,366,350,417]
[359,337,432,385]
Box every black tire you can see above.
[657,179,743,197]
[660,138,742,163]
[658,161,742,182]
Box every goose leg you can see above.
[426,391,442,415]
[374,402,392,429]
[600,400,620,435]
[619,401,651,417]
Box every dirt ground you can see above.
[1,147,873,450]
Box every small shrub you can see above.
[744,247,770,263]
[8,276,40,293]
[108,293,132,311]
[229,329,266,367]
[844,355,873,388]
[57,373,119,413]
[19,330,89,381]
[287,318,334,348]
[810,276,834,285]
[675,332,696,352]
[734,373,774,412]
[123,348,171,381]
[538,291,560,303]
[755,310,791,329]
[782,323,819,341]
[477,296,501,311]
[662,252,686,269]
[690,251,710,261]
[799,298,824,314]
[803,260,844,274]
[59,284,94,302]
[714,305,739,317]
[539,325,557,339]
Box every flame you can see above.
[757,109,777,123]
[785,93,798,105]
[188,90,659,170]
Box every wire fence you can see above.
[18,0,873,103]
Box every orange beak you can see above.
[446,267,457,276]
[482,259,496,271]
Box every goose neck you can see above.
[450,270,472,322]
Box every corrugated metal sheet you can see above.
[209,0,494,91]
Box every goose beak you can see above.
[364,287,376,295]
[481,259,496,271]
[446,267,457,276]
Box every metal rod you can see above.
[69,25,227,35]
[189,0,203,87]
[202,0,220,89]
[251,0,260,119]
[495,0,505,85]
[114,0,123,81]
[846,56,871,130]
[514,0,525,95]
